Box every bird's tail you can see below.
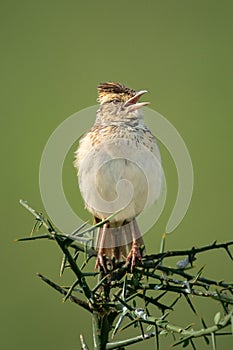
[95,218,144,262]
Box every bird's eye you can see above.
[112,99,120,104]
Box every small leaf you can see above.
[184,323,194,330]
[159,330,168,336]
[156,319,168,326]
[214,312,221,325]
[146,324,153,331]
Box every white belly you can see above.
[76,135,162,224]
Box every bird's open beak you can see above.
[124,90,150,111]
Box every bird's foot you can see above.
[126,241,143,272]
[95,250,107,273]
[95,251,114,273]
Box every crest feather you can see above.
[97,82,136,101]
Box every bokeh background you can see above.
[1,1,232,349]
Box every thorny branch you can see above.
[17,200,233,349]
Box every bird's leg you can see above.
[126,220,143,271]
[95,222,108,273]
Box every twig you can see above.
[53,235,93,301]
[106,332,156,349]
[37,273,92,313]
[20,199,56,233]
[145,240,233,261]
[18,200,233,349]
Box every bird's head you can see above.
[96,82,149,124]
[97,82,136,104]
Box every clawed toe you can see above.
[126,241,143,271]
[95,251,114,273]
[95,251,107,273]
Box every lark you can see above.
[74,82,162,271]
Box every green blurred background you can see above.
[1,0,232,349]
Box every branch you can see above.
[106,332,156,349]
[18,200,233,349]
[19,199,56,234]
[37,273,92,313]
[156,265,233,289]
[116,307,233,348]
[145,240,233,261]
[53,234,93,300]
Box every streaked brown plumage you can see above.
[74,82,162,271]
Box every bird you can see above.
[74,82,162,272]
